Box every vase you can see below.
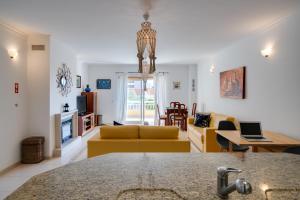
[85,85,91,92]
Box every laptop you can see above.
[240,122,272,142]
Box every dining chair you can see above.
[156,104,167,126]
[191,103,197,117]
[169,103,179,125]
[180,103,186,109]
[171,104,187,130]
[217,121,249,152]
[168,102,179,125]
[284,146,300,155]
[170,102,180,108]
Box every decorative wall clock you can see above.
[56,63,73,97]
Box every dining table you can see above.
[165,106,188,130]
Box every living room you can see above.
[1,0,300,199]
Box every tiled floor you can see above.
[0,144,89,199]
[0,125,99,200]
[0,129,198,199]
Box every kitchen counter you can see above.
[6,153,300,199]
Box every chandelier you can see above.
[136,12,156,74]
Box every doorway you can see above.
[126,76,155,125]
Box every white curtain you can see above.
[115,73,128,123]
[154,73,168,125]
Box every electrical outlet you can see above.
[15,82,19,94]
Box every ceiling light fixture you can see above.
[137,12,156,74]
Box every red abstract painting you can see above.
[220,66,246,99]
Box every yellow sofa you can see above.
[88,125,191,158]
[187,112,239,152]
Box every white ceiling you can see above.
[0,0,299,64]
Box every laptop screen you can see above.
[240,122,262,135]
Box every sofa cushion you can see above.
[210,113,235,128]
[100,125,139,139]
[139,126,179,139]
[194,113,211,127]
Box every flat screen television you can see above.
[77,95,87,115]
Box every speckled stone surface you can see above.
[6,153,300,200]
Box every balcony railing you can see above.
[127,102,155,110]
[126,101,155,121]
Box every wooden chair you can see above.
[180,103,186,109]
[170,102,180,108]
[170,104,187,130]
[168,102,180,124]
[191,103,197,117]
[169,103,179,125]
[156,104,167,126]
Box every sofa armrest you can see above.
[188,117,194,125]
[204,128,217,142]
[203,128,221,152]
[205,127,216,132]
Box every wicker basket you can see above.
[21,137,45,164]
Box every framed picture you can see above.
[173,81,181,89]
[76,75,81,88]
[220,66,246,99]
[97,79,111,89]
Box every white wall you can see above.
[49,38,83,156]
[87,64,195,124]
[27,34,51,157]
[197,11,300,139]
[77,61,89,90]
[0,25,28,171]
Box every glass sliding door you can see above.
[126,76,155,125]
[126,77,143,123]
[143,78,155,124]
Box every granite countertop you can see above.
[6,153,300,200]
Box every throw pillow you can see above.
[194,113,211,127]
[113,121,123,126]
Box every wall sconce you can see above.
[209,65,215,73]
[261,47,272,58]
[8,49,18,59]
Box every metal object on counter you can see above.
[217,166,252,199]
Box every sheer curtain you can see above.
[154,73,168,125]
[115,73,128,123]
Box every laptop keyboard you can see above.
[245,136,264,139]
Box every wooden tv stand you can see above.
[78,113,95,136]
